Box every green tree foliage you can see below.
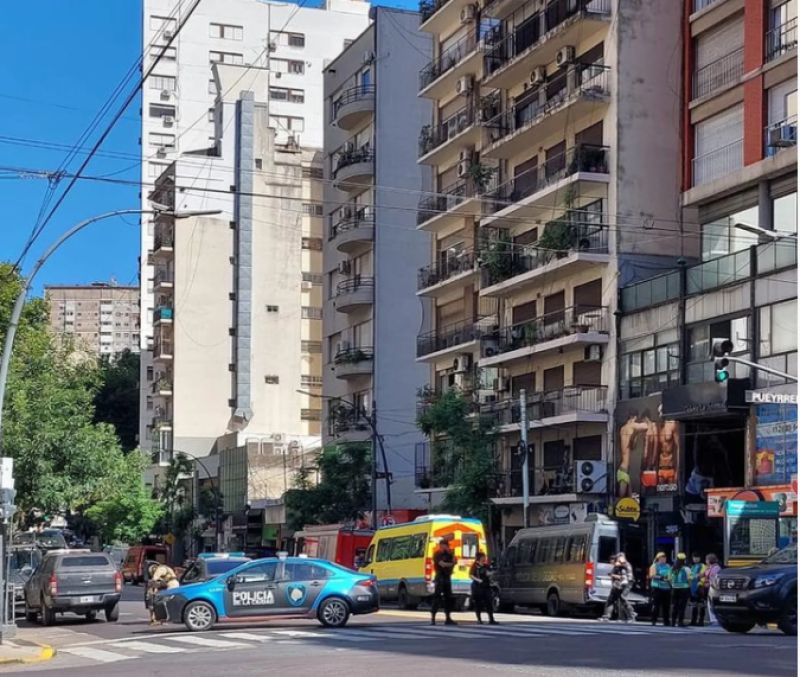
[416,387,497,523]
[285,443,371,531]
[94,349,140,452]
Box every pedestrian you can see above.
[689,552,707,626]
[431,538,457,626]
[649,552,671,626]
[608,554,619,620]
[704,553,721,626]
[599,553,636,623]
[146,561,180,625]
[670,553,692,627]
[469,552,498,625]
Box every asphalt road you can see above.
[5,585,796,677]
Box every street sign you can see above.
[164,533,176,546]
[613,497,641,522]
[745,391,798,405]
[0,459,13,491]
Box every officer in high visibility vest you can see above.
[670,553,692,627]
[689,552,708,626]
[649,552,672,627]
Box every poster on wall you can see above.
[752,404,798,486]
[707,485,797,518]
[615,395,680,499]
[528,502,598,527]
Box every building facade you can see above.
[414,0,687,544]
[139,0,371,453]
[45,283,140,358]
[322,8,433,512]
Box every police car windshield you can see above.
[208,560,246,576]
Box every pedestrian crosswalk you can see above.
[55,621,728,666]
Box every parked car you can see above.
[9,545,42,616]
[154,554,379,632]
[24,550,122,626]
[13,530,68,552]
[179,553,251,585]
[122,544,168,584]
[710,543,797,635]
[103,544,129,570]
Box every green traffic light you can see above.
[715,371,730,383]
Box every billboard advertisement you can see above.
[615,394,680,499]
[706,485,797,518]
[752,403,798,486]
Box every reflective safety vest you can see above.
[670,566,691,589]
[690,563,706,594]
[650,562,672,589]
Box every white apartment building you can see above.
[139,0,371,453]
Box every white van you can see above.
[496,514,647,616]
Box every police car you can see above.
[153,553,379,631]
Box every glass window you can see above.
[597,536,617,563]
[517,541,532,564]
[567,535,587,563]
[376,539,393,562]
[761,299,798,356]
[59,556,112,568]
[286,563,331,580]
[391,536,413,560]
[462,533,479,559]
[701,205,759,260]
[537,538,553,563]
[238,562,277,582]
[774,192,798,234]
[553,536,566,563]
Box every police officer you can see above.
[147,561,180,625]
[431,538,456,626]
[670,553,692,627]
[649,552,671,627]
[469,552,498,625]
[689,552,707,626]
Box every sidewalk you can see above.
[0,636,56,667]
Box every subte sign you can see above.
[614,497,641,523]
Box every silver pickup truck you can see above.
[24,550,122,626]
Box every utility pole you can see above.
[520,389,530,529]
[370,401,379,530]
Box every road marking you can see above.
[272,630,326,639]
[313,630,382,642]
[166,635,249,649]
[220,632,275,641]
[109,641,186,654]
[59,647,134,663]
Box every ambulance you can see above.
[358,515,488,610]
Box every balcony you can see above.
[483,64,611,160]
[328,405,371,442]
[333,346,374,380]
[486,386,609,431]
[416,316,497,361]
[417,171,498,233]
[329,207,375,254]
[692,0,723,12]
[335,277,374,313]
[479,305,609,367]
[692,47,744,101]
[332,85,375,131]
[414,439,459,490]
[152,376,173,397]
[153,336,173,361]
[692,138,743,187]
[419,28,487,100]
[153,410,173,430]
[154,268,174,292]
[482,0,612,88]
[480,222,609,298]
[332,144,374,192]
[153,305,173,326]
[766,17,798,62]
[492,466,580,501]
[419,0,481,36]
[418,104,482,168]
[765,116,798,157]
[153,227,174,258]
[417,249,477,297]
[483,145,609,224]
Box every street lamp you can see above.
[733,222,797,241]
[0,207,221,449]
[296,389,392,529]
[167,450,223,553]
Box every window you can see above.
[285,562,330,580]
[264,375,280,385]
[376,539,393,562]
[148,162,170,178]
[302,307,323,320]
[237,562,277,583]
[302,272,323,284]
[597,536,617,563]
[537,538,553,563]
[255,159,262,169]
[209,23,243,40]
[566,535,588,563]
[270,115,305,133]
[552,536,566,563]
[150,75,177,91]
[60,556,112,568]
[301,237,323,250]
[289,60,305,74]
[301,409,321,421]
[302,203,323,217]
[759,299,798,385]
[302,340,322,353]
[208,78,217,94]
[301,375,323,387]
[687,317,750,383]
[208,108,215,123]
[774,192,798,233]
[210,51,244,65]
[693,105,744,186]
[288,33,306,48]
[620,335,680,400]
[149,104,176,119]
[462,533,478,559]
[701,205,759,260]
[266,305,279,313]
[149,133,176,149]
[271,58,305,75]
[270,87,305,103]
[150,15,177,32]
[150,45,177,60]
[303,166,323,179]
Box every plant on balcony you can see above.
[569,145,607,175]
[467,162,495,192]
[335,349,371,365]
[538,186,579,259]
[480,236,514,284]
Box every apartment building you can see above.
[414,0,686,542]
[46,283,140,358]
[609,0,798,566]
[322,8,433,512]
[139,0,371,452]
[145,66,329,471]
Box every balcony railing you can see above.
[419,0,452,23]
[153,412,173,428]
[332,85,375,119]
[485,64,611,143]
[154,228,174,250]
[333,145,374,177]
[693,47,744,100]
[766,17,798,62]
[493,465,582,498]
[417,171,499,225]
[485,306,609,356]
[418,249,476,291]
[152,377,173,394]
[153,306,173,324]
[484,145,609,215]
[692,138,743,187]
[154,269,174,286]
[415,439,459,489]
[336,276,374,297]
[328,405,370,436]
[686,248,752,294]
[419,29,484,91]
[417,316,497,358]
[765,115,798,156]
[693,0,722,12]
[419,105,477,158]
[334,346,375,365]
[483,0,611,73]
[154,338,174,358]
[485,386,608,427]
[329,206,375,240]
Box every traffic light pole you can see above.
[724,356,799,383]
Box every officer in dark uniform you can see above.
[431,538,456,626]
[469,552,498,625]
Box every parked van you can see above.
[359,514,488,610]
[121,545,168,585]
[496,514,646,616]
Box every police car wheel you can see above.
[318,598,350,628]
[184,601,216,632]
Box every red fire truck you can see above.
[293,524,374,570]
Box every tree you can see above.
[285,443,371,531]
[416,387,498,523]
[94,349,140,452]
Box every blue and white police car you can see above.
[154,553,379,631]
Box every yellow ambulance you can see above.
[358,514,488,609]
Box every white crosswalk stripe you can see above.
[109,641,187,654]
[60,646,135,663]
[220,632,276,641]
[166,635,250,648]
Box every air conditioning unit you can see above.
[460,4,477,23]
[530,67,547,85]
[363,50,375,65]
[162,115,175,126]
[339,206,352,220]
[453,354,472,373]
[585,344,603,362]
[163,29,174,39]
[481,340,500,358]
[576,460,607,494]
[271,433,285,444]
[456,75,474,96]
[556,46,576,67]
[769,124,798,148]
[156,147,168,158]
[338,260,352,274]
[457,159,471,178]
[160,90,172,100]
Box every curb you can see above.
[0,641,56,666]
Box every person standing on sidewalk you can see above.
[431,538,457,626]
[689,552,708,626]
[469,552,498,625]
[670,553,692,627]
[704,553,721,626]
[649,552,672,626]
[599,553,636,623]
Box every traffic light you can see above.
[710,338,734,383]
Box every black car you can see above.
[711,543,797,635]
[179,555,251,585]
